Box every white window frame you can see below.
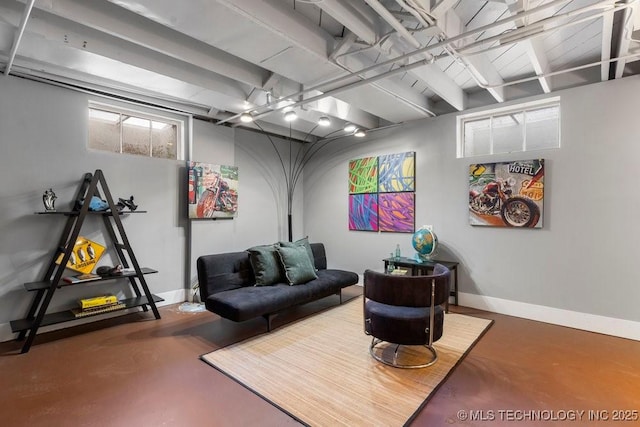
[88,101,187,160]
[456,97,561,158]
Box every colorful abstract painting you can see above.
[349,194,378,231]
[348,157,378,194]
[188,161,239,219]
[378,152,415,193]
[469,159,544,228]
[348,152,415,233]
[378,192,415,232]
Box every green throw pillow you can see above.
[279,236,316,270]
[247,245,283,286]
[276,245,318,285]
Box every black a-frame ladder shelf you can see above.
[10,170,163,353]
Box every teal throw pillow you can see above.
[276,245,318,285]
[247,245,283,286]
[279,236,316,270]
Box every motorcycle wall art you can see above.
[188,161,238,219]
[469,159,544,228]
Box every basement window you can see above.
[88,104,184,160]
[457,98,560,158]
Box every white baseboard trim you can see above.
[459,292,640,341]
[0,288,188,344]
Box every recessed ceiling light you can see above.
[344,123,356,132]
[354,128,366,137]
[240,113,253,123]
[284,110,297,122]
[318,116,331,126]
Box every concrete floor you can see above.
[1,285,639,426]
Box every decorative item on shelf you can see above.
[96,264,124,277]
[387,253,395,274]
[395,244,401,260]
[62,273,102,284]
[88,196,109,211]
[42,188,57,211]
[79,294,118,310]
[116,195,138,211]
[390,268,408,276]
[412,225,438,261]
[55,236,106,274]
[72,294,124,318]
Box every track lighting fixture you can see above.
[354,128,366,137]
[284,110,297,122]
[318,116,331,126]
[344,123,356,132]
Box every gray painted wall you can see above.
[188,124,305,291]
[303,75,640,324]
[0,76,185,325]
[0,76,298,338]
[3,71,638,341]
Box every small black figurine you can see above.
[117,195,138,211]
[43,188,57,211]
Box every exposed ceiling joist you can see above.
[34,0,269,88]
[319,0,464,111]
[430,2,505,102]
[615,0,636,78]
[317,0,380,45]
[0,0,634,142]
[508,0,551,93]
[601,0,615,81]
[3,0,34,75]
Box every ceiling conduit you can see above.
[218,0,620,125]
[4,0,35,76]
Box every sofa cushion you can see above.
[279,236,316,270]
[204,269,359,322]
[247,245,283,286]
[277,245,318,285]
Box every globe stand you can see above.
[415,252,437,262]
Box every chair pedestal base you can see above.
[369,337,438,369]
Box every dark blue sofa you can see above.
[196,243,359,330]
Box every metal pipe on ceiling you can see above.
[394,0,435,27]
[364,0,422,50]
[4,0,35,76]
[438,1,637,95]
[473,52,640,90]
[216,0,602,126]
[458,1,636,56]
[250,56,443,121]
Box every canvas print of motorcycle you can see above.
[188,161,238,219]
[469,159,544,228]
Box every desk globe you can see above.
[412,226,438,260]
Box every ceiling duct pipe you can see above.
[216,0,588,126]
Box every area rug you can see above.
[201,297,493,426]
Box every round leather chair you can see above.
[363,264,450,368]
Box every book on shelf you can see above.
[71,302,126,318]
[79,294,118,309]
[62,273,102,284]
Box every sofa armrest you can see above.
[310,243,327,270]
[197,251,255,301]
